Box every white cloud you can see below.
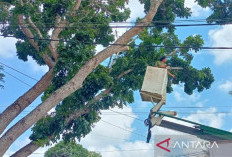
[98,0,145,63]
[27,56,49,73]
[127,0,145,21]
[183,108,225,128]
[24,106,150,157]
[7,106,226,157]
[101,141,153,157]
[3,151,15,157]
[173,91,184,102]
[110,0,145,40]
[80,106,136,148]
[79,106,156,157]
[95,45,105,54]
[0,37,17,58]
[184,0,210,17]
[195,99,208,107]
[218,80,232,92]
[195,102,204,107]
[208,25,232,65]
[173,86,200,103]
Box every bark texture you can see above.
[0,0,163,155]
[0,69,54,135]
[11,108,90,157]
[11,69,132,156]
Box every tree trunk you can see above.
[11,108,90,157]
[0,69,54,135]
[10,141,40,157]
[0,0,163,155]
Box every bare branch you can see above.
[108,46,129,72]
[107,56,113,69]
[71,0,82,16]
[49,20,67,61]
[18,15,39,51]
[117,69,133,79]
[19,0,24,6]
[28,17,43,38]
[93,2,112,15]
[18,15,55,68]
[49,0,82,61]
[166,49,179,56]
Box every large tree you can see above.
[1,0,230,156]
[44,141,101,157]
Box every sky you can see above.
[1,0,232,156]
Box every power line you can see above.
[100,119,147,139]
[1,22,232,29]
[96,148,154,153]
[1,17,232,25]
[90,133,135,142]
[181,151,208,157]
[109,109,144,122]
[102,111,232,115]
[29,148,154,155]
[1,104,232,109]
[2,70,32,87]
[2,35,232,50]
[1,17,232,26]
[0,61,39,81]
[13,110,232,115]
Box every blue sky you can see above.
[1,0,232,156]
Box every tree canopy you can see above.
[1,0,230,156]
[44,141,101,157]
[28,0,213,150]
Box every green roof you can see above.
[155,111,232,141]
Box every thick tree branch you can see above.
[11,68,133,157]
[10,106,89,157]
[11,87,111,157]
[166,49,179,56]
[71,0,82,16]
[11,88,109,157]
[18,15,39,51]
[10,141,40,157]
[108,46,129,72]
[49,20,67,61]
[0,0,163,155]
[66,67,133,123]
[27,16,43,38]
[0,68,54,135]
[18,15,55,68]
[117,69,133,79]
[49,0,82,61]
